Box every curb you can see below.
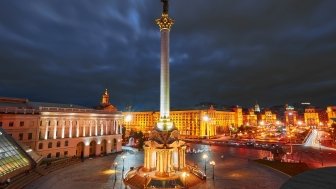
[250,160,292,178]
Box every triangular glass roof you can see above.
[0,128,32,179]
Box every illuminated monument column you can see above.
[156,0,174,130]
[143,0,186,177]
[125,1,203,187]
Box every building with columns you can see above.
[0,90,122,158]
[123,106,242,139]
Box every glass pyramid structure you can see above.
[0,128,33,182]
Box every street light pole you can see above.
[202,154,208,174]
[122,155,126,172]
[114,162,118,181]
[210,161,215,180]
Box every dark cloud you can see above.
[0,0,335,110]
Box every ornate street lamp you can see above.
[202,154,208,174]
[114,162,118,181]
[121,155,126,172]
[209,161,216,180]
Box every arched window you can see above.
[38,143,43,149]
[65,140,69,146]
[48,142,52,148]
[57,141,61,147]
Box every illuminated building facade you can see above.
[284,105,298,126]
[304,107,320,127]
[0,90,122,159]
[123,107,241,138]
[259,109,277,125]
[327,106,336,126]
[243,109,258,126]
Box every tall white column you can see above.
[116,121,119,134]
[44,120,49,140]
[76,121,79,137]
[160,29,170,119]
[53,120,57,139]
[83,124,86,137]
[95,121,98,136]
[100,121,103,136]
[89,122,92,137]
[61,120,65,139]
[69,120,73,138]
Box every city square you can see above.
[1,0,336,189]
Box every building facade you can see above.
[259,110,277,125]
[123,106,242,138]
[0,91,123,159]
[304,107,320,127]
[327,106,336,126]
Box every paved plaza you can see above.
[25,144,290,189]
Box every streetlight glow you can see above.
[125,114,132,122]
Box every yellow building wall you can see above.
[123,109,238,138]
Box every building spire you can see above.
[101,89,110,105]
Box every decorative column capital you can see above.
[156,14,174,31]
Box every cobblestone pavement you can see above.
[25,144,290,189]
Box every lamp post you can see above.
[114,162,118,181]
[202,154,208,174]
[121,155,126,172]
[203,115,210,139]
[210,161,215,180]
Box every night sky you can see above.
[0,0,335,110]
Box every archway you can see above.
[76,142,85,158]
[89,140,97,157]
[101,139,107,155]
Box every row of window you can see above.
[46,151,68,158]
[38,140,69,150]
[18,133,33,141]
[0,121,26,127]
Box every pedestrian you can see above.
[6,178,10,186]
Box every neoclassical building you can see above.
[123,106,243,138]
[0,90,122,158]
